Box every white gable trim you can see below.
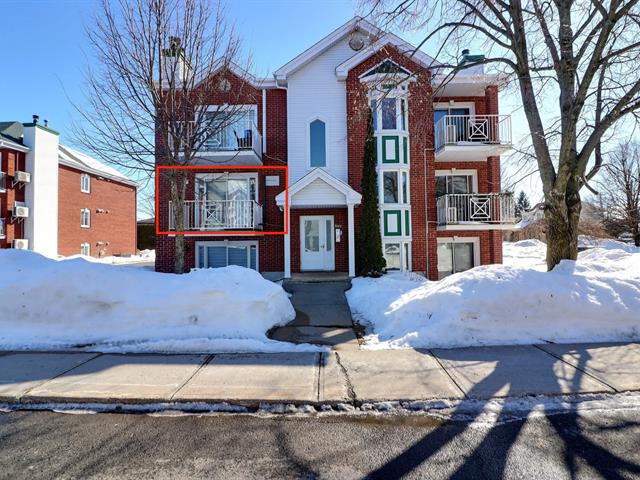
[274,17,382,83]
[335,35,438,80]
[276,168,362,206]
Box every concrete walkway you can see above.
[1,342,639,407]
[268,280,359,349]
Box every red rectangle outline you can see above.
[155,165,288,236]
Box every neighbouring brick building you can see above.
[0,118,137,258]
[156,17,515,280]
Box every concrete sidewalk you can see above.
[1,342,639,407]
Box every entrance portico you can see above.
[276,169,361,278]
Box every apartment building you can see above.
[156,17,515,279]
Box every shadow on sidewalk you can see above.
[365,345,640,479]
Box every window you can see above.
[436,174,474,197]
[437,239,477,279]
[196,242,258,270]
[382,171,409,204]
[81,208,91,228]
[81,174,91,193]
[80,243,90,256]
[203,106,257,151]
[381,97,397,130]
[383,241,411,271]
[309,119,326,167]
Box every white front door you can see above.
[300,216,335,271]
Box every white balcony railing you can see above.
[437,193,515,225]
[167,121,262,160]
[434,114,512,151]
[168,199,263,231]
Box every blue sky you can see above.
[1,0,539,212]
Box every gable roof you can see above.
[58,144,137,187]
[276,168,362,206]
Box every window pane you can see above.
[206,179,226,201]
[403,243,410,270]
[383,171,398,203]
[304,220,320,252]
[450,175,471,194]
[434,109,447,126]
[401,99,406,130]
[384,243,401,269]
[437,242,453,279]
[370,99,377,131]
[207,246,227,268]
[325,219,332,252]
[436,177,447,197]
[453,243,474,273]
[227,179,249,201]
[250,245,257,270]
[228,246,248,267]
[381,98,397,129]
[401,172,408,204]
[310,120,326,167]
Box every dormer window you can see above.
[309,119,327,167]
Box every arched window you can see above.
[309,119,326,167]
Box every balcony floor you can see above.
[437,222,517,231]
[435,143,513,161]
[193,150,262,166]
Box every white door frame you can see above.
[300,215,335,271]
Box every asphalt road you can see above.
[1,408,639,479]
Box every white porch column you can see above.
[284,204,291,278]
[347,202,355,277]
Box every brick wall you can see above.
[155,69,289,273]
[0,148,26,247]
[57,165,136,257]
[346,45,432,274]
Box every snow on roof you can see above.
[58,145,137,187]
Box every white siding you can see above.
[292,178,346,206]
[287,38,355,184]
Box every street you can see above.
[1,408,639,479]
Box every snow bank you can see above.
[347,241,640,349]
[64,249,156,265]
[0,250,308,353]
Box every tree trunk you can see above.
[170,171,187,274]
[544,184,581,271]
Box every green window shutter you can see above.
[382,136,400,164]
[403,137,408,164]
[383,210,402,236]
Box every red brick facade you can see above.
[57,165,137,257]
[0,148,26,247]
[155,44,506,278]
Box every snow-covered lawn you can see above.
[64,249,156,265]
[0,250,315,353]
[347,239,640,349]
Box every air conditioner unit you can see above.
[446,124,458,143]
[14,171,31,183]
[13,203,29,218]
[12,239,29,250]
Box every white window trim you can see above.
[383,240,412,271]
[80,208,91,229]
[195,172,259,202]
[195,240,259,270]
[306,115,329,170]
[81,243,91,256]
[81,174,91,193]
[436,236,481,272]
[433,101,476,117]
[370,94,409,133]
[435,169,479,193]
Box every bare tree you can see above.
[74,0,253,273]
[597,140,640,245]
[365,0,640,270]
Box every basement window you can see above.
[80,243,90,256]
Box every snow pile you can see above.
[347,241,640,349]
[578,235,639,253]
[0,250,307,353]
[503,239,547,270]
[65,249,156,265]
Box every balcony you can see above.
[168,199,263,231]
[434,114,512,161]
[436,193,516,230]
